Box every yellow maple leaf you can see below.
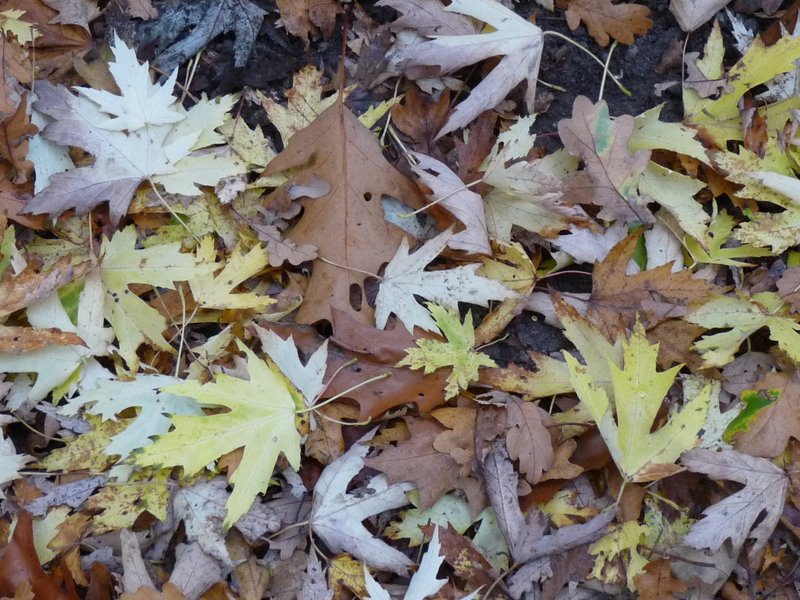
[135,341,304,529]
[564,320,710,483]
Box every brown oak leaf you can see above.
[264,97,423,326]
[559,0,652,46]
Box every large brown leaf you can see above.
[0,95,36,184]
[264,97,423,326]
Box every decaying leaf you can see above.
[681,448,787,562]
[558,96,653,225]
[263,96,423,326]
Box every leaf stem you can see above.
[542,31,632,96]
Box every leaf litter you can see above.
[3,1,800,599]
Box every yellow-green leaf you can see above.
[564,321,710,483]
[135,341,303,529]
[397,303,496,399]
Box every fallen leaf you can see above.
[409,151,491,255]
[398,303,496,399]
[374,228,516,333]
[390,0,543,137]
[686,291,800,367]
[363,526,447,600]
[0,0,90,76]
[378,0,480,36]
[0,95,36,184]
[728,369,800,457]
[257,65,346,146]
[634,559,688,599]
[365,417,485,512]
[565,320,711,483]
[681,448,788,563]
[276,0,342,43]
[135,340,304,529]
[669,0,730,31]
[311,430,415,575]
[0,512,79,600]
[558,96,653,226]
[263,96,423,326]
[137,0,266,71]
[560,0,652,45]
[505,399,555,486]
[27,36,244,222]
[587,233,718,338]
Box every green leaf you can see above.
[724,389,779,442]
[397,303,496,399]
[135,340,303,529]
[685,209,771,266]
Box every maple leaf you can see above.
[0,428,31,498]
[256,65,346,146]
[481,117,589,240]
[398,303,495,399]
[685,209,771,267]
[255,325,328,407]
[263,96,423,326]
[586,233,718,337]
[681,448,787,562]
[363,526,448,600]
[137,0,266,72]
[686,292,800,368]
[589,521,652,591]
[26,35,244,223]
[559,0,651,46]
[390,0,543,137]
[0,269,112,402]
[684,34,800,146]
[311,429,415,575]
[565,320,711,483]
[188,237,273,311]
[135,341,304,529]
[374,228,516,333]
[558,96,653,226]
[62,375,202,459]
[99,226,203,371]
